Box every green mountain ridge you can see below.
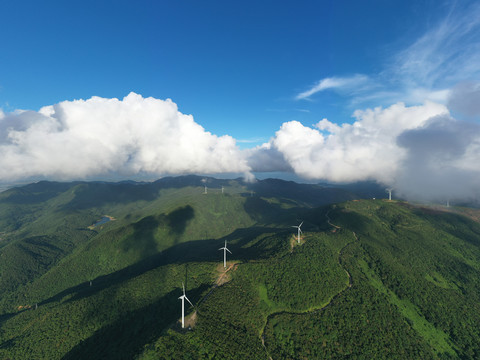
[0,177,479,359]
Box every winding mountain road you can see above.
[187,208,359,359]
[260,209,358,359]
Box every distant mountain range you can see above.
[0,175,479,359]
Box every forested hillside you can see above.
[0,177,479,359]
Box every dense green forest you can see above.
[0,176,479,359]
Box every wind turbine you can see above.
[219,240,232,269]
[178,282,194,329]
[292,221,303,243]
[386,188,393,201]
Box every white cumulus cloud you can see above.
[250,100,480,202]
[250,101,449,185]
[0,93,250,181]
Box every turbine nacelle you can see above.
[179,282,194,306]
[179,294,194,307]
[218,240,232,254]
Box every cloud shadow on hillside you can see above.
[120,205,195,258]
[242,196,310,225]
[60,182,161,211]
[61,283,210,360]
[166,205,195,235]
[39,226,287,308]
[0,181,76,205]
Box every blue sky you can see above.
[0,0,466,143]
[1,0,480,201]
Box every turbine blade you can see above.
[299,221,303,227]
[219,247,224,251]
[291,226,298,228]
[185,296,194,307]
[226,248,232,254]
[182,282,185,294]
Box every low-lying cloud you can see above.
[250,101,449,185]
[254,99,480,203]
[0,93,249,181]
[1,93,479,203]
[395,115,480,202]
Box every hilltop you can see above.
[0,176,479,359]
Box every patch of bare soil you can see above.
[290,234,305,251]
[215,263,237,286]
[184,311,198,329]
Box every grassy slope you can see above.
[0,177,317,309]
[0,180,255,307]
[140,200,480,360]
[1,181,480,359]
[138,230,351,360]
[0,180,309,359]
[262,200,480,360]
[19,190,260,304]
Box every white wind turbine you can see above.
[178,282,194,329]
[219,240,232,269]
[292,221,303,243]
[386,188,393,201]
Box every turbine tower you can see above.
[178,282,193,329]
[218,240,232,269]
[386,188,393,201]
[204,185,207,194]
[292,221,303,243]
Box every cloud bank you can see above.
[280,3,480,203]
[1,92,479,203]
[0,93,249,181]
[250,101,447,183]
[250,96,480,202]
[395,115,480,202]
